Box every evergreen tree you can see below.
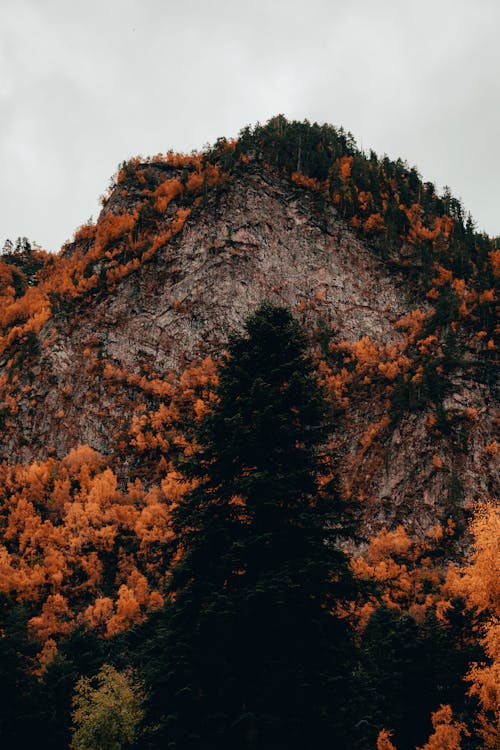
[0,599,44,748]
[358,604,480,750]
[2,238,13,255]
[145,303,360,750]
[37,626,107,750]
[358,606,437,750]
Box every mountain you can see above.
[1,118,497,498]
[0,115,497,647]
[0,116,498,750]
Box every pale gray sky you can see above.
[1,0,499,252]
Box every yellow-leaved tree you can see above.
[71,664,144,750]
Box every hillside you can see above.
[1,119,497,518]
[0,116,498,749]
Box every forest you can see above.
[0,117,498,749]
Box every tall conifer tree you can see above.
[146,303,359,749]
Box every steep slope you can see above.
[4,166,408,456]
[0,133,497,531]
[0,118,497,648]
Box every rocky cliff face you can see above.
[0,149,498,538]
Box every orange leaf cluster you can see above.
[377,729,397,750]
[444,502,500,747]
[339,155,353,180]
[364,212,385,234]
[489,249,500,277]
[417,704,468,750]
[291,172,322,191]
[395,309,428,343]
[0,445,176,651]
[405,205,453,245]
[352,525,449,626]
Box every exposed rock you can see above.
[0,163,497,536]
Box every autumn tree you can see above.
[144,303,360,750]
[417,704,468,750]
[377,705,467,750]
[453,502,500,748]
[377,729,397,750]
[71,664,144,750]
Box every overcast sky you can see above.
[1,0,499,252]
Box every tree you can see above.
[0,599,43,747]
[377,705,468,750]
[455,502,500,748]
[417,704,468,750]
[145,303,360,749]
[2,238,13,255]
[377,729,397,750]
[14,236,32,254]
[359,606,434,749]
[71,664,144,750]
[37,626,106,750]
[358,604,474,750]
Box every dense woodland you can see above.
[0,117,498,748]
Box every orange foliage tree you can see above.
[352,524,450,626]
[377,705,467,750]
[417,704,468,750]
[446,501,500,747]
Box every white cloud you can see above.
[1,0,499,251]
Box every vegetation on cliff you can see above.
[0,117,498,748]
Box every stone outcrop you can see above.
[1,162,497,536]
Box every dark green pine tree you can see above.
[145,303,361,750]
[0,599,46,748]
